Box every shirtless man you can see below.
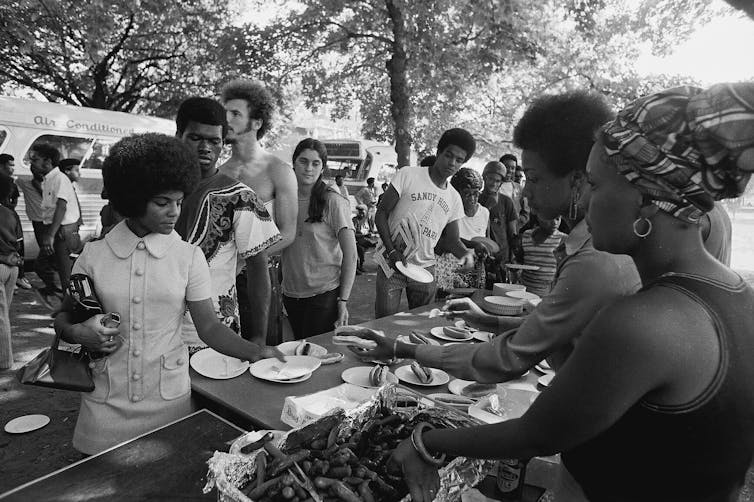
[219,79,298,344]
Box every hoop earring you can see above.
[568,187,579,220]
[632,217,652,238]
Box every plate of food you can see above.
[277,340,328,357]
[472,331,495,343]
[469,388,539,424]
[395,261,434,283]
[190,348,249,379]
[397,332,441,346]
[429,325,474,342]
[394,363,450,387]
[448,379,499,399]
[249,356,321,383]
[341,366,399,388]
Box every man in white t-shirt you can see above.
[374,128,476,317]
[32,144,81,309]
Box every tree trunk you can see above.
[385,0,412,167]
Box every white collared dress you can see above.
[70,221,211,454]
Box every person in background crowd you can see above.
[479,161,518,278]
[54,133,281,455]
[434,168,488,293]
[370,82,754,502]
[0,175,23,369]
[59,158,84,233]
[16,151,48,296]
[219,79,297,345]
[420,155,436,167]
[282,139,357,339]
[332,174,350,198]
[377,182,389,206]
[514,165,525,186]
[356,90,640,382]
[38,147,81,301]
[355,177,379,233]
[174,97,281,352]
[519,216,566,296]
[0,154,31,290]
[499,153,530,229]
[374,128,475,318]
[353,203,375,274]
[98,186,124,237]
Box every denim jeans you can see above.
[375,266,436,318]
[237,256,283,345]
[283,288,339,340]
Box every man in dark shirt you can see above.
[478,161,517,282]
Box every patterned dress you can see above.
[175,172,281,351]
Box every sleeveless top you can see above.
[562,273,754,502]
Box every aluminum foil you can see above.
[204,383,495,502]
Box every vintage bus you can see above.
[320,139,405,196]
[0,96,175,259]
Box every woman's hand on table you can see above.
[443,298,497,327]
[253,344,286,363]
[389,438,441,502]
[72,314,123,354]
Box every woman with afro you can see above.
[54,133,281,455]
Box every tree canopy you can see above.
[0,0,233,115]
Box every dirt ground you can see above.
[2,255,754,497]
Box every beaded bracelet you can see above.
[410,422,446,467]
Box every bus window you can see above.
[327,159,362,179]
[81,137,117,170]
[24,134,94,165]
[0,128,7,151]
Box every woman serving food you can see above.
[349,83,754,501]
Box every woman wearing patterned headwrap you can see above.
[379,83,754,502]
[433,168,489,293]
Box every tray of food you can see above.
[204,383,495,502]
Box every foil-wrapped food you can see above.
[204,384,495,502]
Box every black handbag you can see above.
[16,331,94,392]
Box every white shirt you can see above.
[457,204,490,240]
[384,166,464,269]
[41,167,80,225]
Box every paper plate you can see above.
[429,326,474,342]
[538,372,555,387]
[249,356,321,383]
[5,414,50,434]
[470,388,539,424]
[341,366,398,388]
[190,348,249,380]
[448,378,475,396]
[395,262,434,283]
[394,365,450,387]
[472,331,495,343]
[277,341,328,357]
